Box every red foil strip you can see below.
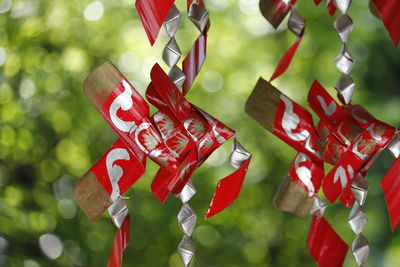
[135,0,175,46]
[308,80,347,131]
[288,152,324,196]
[372,0,400,46]
[100,78,178,170]
[107,215,130,267]
[323,149,365,203]
[327,0,337,16]
[307,216,348,267]
[182,33,208,95]
[273,92,322,163]
[269,37,302,82]
[205,158,251,218]
[381,156,400,231]
[146,63,236,202]
[90,139,146,199]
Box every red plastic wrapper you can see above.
[307,216,348,267]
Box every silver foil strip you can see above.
[108,198,129,229]
[348,177,370,266]
[309,196,328,217]
[177,179,197,266]
[163,4,186,89]
[333,1,355,105]
[388,133,400,158]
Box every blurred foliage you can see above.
[0,0,399,266]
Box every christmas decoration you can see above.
[246,0,400,266]
[74,1,251,266]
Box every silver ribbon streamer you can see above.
[309,196,328,217]
[163,4,186,89]
[177,179,197,266]
[164,3,209,265]
[349,175,370,266]
[388,133,400,158]
[333,0,355,105]
[108,198,129,229]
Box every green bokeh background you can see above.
[1,0,400,266]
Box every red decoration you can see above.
[307,216,349,267]
[381,156,400,231]
[135,0,175,45]
[206,158,251,218]
[107,215,130,267]
[372,0,400,46]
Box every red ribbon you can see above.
[382,156,400,231]
[107,215,130,267]
[307,216,348,267]
[206,158,251,218]
[135,0,175,45]
[269,37,302,82]
[372,0,400,46]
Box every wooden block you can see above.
[74,172,113,221]
[259,0,289,29]
[83,60,122,111]
[273,175,313,218]
[245,77,281,132]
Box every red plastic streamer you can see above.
[381,156,400,231]
[135,0,175,45]
[307,216,348,267]
[269,37,302,82]
[372,0,400,46]
[107,215,131,267]
[206,158,251,218]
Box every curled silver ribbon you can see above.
[163,4,186,89]
[333,0,355,105]
[108,198,129,229]
[309,196,328,217]
[177,179,197,266]
[388,132,400,158]
[349,175,370,266]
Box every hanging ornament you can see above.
[74,2,251,266]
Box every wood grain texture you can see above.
[259,0,289,29]
[273,175,313,218]
[74,172,112,221]
[83,60,122,111]
[245,77,281,132]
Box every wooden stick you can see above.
[74,172,113,221]
[83,60,122,111]
[273,175,313,218]
[245,77,281,132]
